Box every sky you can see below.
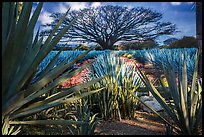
[32,2,196,45]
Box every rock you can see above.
[140,95,153,102]
[140,96,163,112]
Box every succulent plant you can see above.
[136,49,202,135]
[2,2,104,134]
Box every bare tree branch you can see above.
[40,5,177,49]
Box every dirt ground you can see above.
[19,111,168,135]
[94,111,167,135]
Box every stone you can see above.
[140,96,163,112]
[140,95,153,102]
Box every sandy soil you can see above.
[94,111,167,135]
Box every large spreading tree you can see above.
[41,5,177,49]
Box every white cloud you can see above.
[38,11,54,25]
[170,2,182,6]
[41,26,52,31]
[43,36,48,43]
[127,5,133,9]
[56,3,69,13]
[65,2,88,11]
[91,2,101,8]
[187,2,194,4]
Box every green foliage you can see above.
[140,48,196,78]
[66,93,102,135]
[2,117,21,135]
[136,49,202,135]
[89,53,142,120]
[161,36,197,49]
[122,53,132,59]
[163,38,178,45]
[79,43,89,50]
[2,2,103,134]
[114,39,158,50]
[17,2,23,21]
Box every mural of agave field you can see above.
[2,2,202,135]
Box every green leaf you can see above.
[137,67,180,126]
[33,27,40,46]
[10,87,105,119]
[182,49,188,107]
[26,46,95,95]
[43,8,70,48]
[37,49,63,80]
[2,2,16,55]
[6,62,92,116]
[9,120,85,125]
[2,2,17,99]
[18,77,104,113]
[190,49,199,125]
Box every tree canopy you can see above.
[41,5,177,49]
[114,39,158,50]
[161,36,197,49]
[163,38,179,45]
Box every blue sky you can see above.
[32,2,196,45]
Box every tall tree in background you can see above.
[41,5,177,49]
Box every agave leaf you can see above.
[45,19,76,52]
[137,67,180,126]
[2,37,44,115]
[6,36,44,99]
[179,49,190,134]
[10,126,21,135]
[7,126,14,135]
[130,91,180,132]
[37,49,63,80]
[26,2,43,35]
[11,2,32,67]
[17,9,72,94]
[26,46,95,95]
[16,2,32,31]
[43,8,70,48]
[163,66,181,114]
[17,77,104,113]
[193,100,202,130]
[179,81,190,134]
[21,2,43,51]
[33,27,40,46]
[190,49,199,126]
[5,62,93,116]
[2,5,73,117]
[163,64,184,126]
[2,117,10,135]
[16,2,43,66]
[31,36,44,59]
[192,81,202,129]
[182,49,188,107]
[2,3,17,99]
[10,87,105,119]
[158,75,169,96]
[2,2,16,55]
[9,120,85,125]
[3,2,41,103]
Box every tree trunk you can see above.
[97,39,116,50]
[196,2,202,78]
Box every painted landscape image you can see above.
[2,2,202,135]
